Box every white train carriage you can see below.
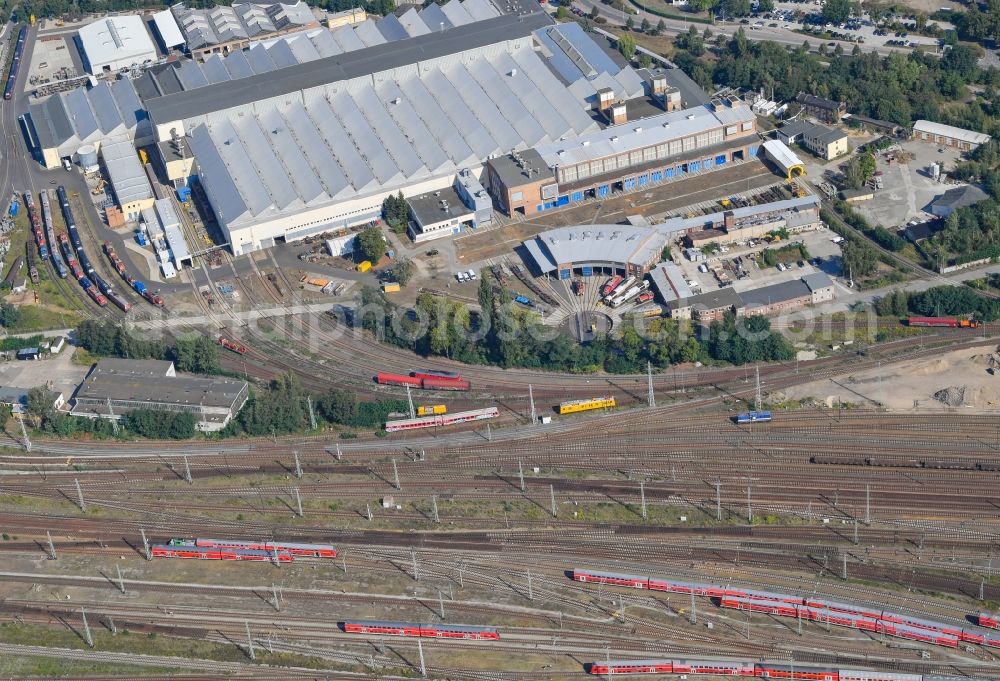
[385,407,499,432]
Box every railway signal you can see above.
[293,451,302,479]
[18,416,30,451]
[293,488,303,517]
[46,531,56,560]
[140,529,150,560]
[116,565,126,594]
[640,481,647,520]
[183,455,192,484]
[865,484,871,525]
[272,583,281,611]
[411,548,420,581]
[715,480,722,521]
[550,484,557,517]
[647,361,655,408]
[393,459,401,490]
[529,384,536,424]
[432,495,439,523]
[519,460,525,492]
[417,638,426,678]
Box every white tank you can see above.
[930,162,941,179]
[77,144,98,171]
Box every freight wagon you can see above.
[3,27,27,101]
[39,191,68,278]
[417,405,447,416]
[218,336,247,355]
[906,317,979,328]
[375,372,471,391]
[735,411,772,424]
[558,396,616,415]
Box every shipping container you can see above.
[382,282,400,293]
[357,261,372,273]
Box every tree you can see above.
[640,17,651,32]
[0,302,20,328]
[655,18,666,35]
[625,15,634,30]
[316,388,358,425]
[26,386,55,423]
[172,335,220,374]
[639,52,653,68]
[721,0,752,18]
[821,0,851,24]
[356,227,387,263]
[381,191,408,235]
[757,0,774,11]
[941,44,978,79]
[556,4,569,20]
[392,258,415,286]
[590,4,599,19]
[841,240,878,279]
[618,33,637,61]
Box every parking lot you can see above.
[672,224,845,295]
[735,0,945,51]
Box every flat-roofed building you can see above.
[491,98,760,217]
[801,124,848,160]
[740,278,813,316]
[79,16,158,74]
[70,358,249,431]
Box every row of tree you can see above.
[691,28,994,133]
[358,283,793,373]
[75,321,221,374]
[875,285,1000,321]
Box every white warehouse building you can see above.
[79,16,158,74]
[142,6,613,255]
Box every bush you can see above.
[124,409,196,439]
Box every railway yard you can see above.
[1,7,1000,680]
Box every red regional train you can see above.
[342,620,499,640]
[193,538,337,558]
[384,407,498,432]
[376,371,470,391]
[151,544,292,562]
[979,612,999,629]
[588,660,926,680]
[573,568,1000,650]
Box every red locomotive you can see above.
[342,620,499,640]
[218,336,248,355]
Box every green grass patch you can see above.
[0,655,172,677]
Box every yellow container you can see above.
[357,261,372,273]
[417,405,447,416]
[382,282,400,293]
[138,148,148,165]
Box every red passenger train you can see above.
[342,620,499,640]
[151,544,292,562]
[194,537,336,558]
[589,659,928,680]
[574,568,999,651]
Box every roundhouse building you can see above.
[521,225,666,279]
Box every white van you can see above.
[467,269,477,280]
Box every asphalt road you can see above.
[569,0,938,58]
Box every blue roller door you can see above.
[623,178,636,190]
[598,185,610,197]
[703,157,713,169]
[571,191,583,202]
[638,174,648,186]
[581,266,593,276]
[557,195,569,206]
[689,161,701,172]
[559,268,571,280]
[749,145,759,157]
[664,168,675,179]
[716,154,727,166]
[651,170,662,182]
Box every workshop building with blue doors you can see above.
[486,94,761,218]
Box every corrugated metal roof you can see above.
[332,23,367,51]
[280,101,352,197]
[87,81,124,133]
[419,3,453,32]
[78,16,156,71]
[187,123,248,223]
[395,76,477,166]
[177,59,211,89]
[308,29,342,57]
[439,0,473,26]
[100,135,154,205]
[762,139,804,172]
[510,48,594,136]
[329,89,401,185]
[306,95,377,191]
[397,7,430,37]
[462,0,499,21]
[376,80,452,174]
[524,225,665,273]
[913,119,990,144]
[420,68,499,158]
[64,87,100,140]
[236,114,301,210]
[376,14,409,42]
[153,9,185,48]
[352,19,387,47]
[257,107,327,204]
[208,118,273,215]
[201,54,233,83]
